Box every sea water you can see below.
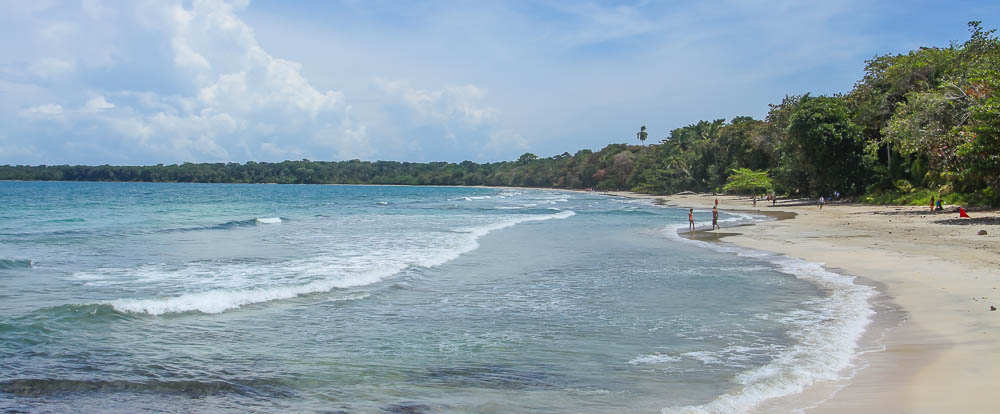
[0,182,875,413]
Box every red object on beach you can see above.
[959,207,970,218]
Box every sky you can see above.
[1,0,997,165]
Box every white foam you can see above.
[109,265,399,315]
[255,217,282,224]
[628,353,682,365]
[108,210,576,316]
[660,211,877,414]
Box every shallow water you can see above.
[0,182,874,413]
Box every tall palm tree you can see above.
[637,125,648,144]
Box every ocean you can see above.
[0,182,876,413]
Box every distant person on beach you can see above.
[936,198,944,211]
[752,195,756,207]
[688,208,695,231]
[712,207,720,230]
[714,198,718,208]
[772,193,776,206]
[818,196,825,209]
[930,196,936,213]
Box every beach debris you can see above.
[991,305,997,311]
[978,230,988,235]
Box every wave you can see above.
[108,268,395,315]
[46,218,85,223]
[7,217,288,241]
[157,217,286,233]
[660,212,876,414]
[107,210,576,316]
[0,258,33,269]
[628,354,681,365]
[0,378,291,398]
[212,217,283,228]
[579,209,659,216]
[450,195,493,201]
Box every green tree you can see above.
[722,168,773,194]
[787,95,870,195]
[517,153,539,164]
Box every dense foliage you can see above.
[722,168,773,195]
[2,23,998,206]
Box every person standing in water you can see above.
[712,206,720,230]
[688,208,695,231]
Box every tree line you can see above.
[2,23,998,206]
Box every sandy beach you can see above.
[600,191,1000,413]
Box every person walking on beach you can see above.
[714,198,718,208]
[688,208,695,231]
[752,195,757,207]
[930,196,936,213]
[712,206,720,230]
[818,196,825,209]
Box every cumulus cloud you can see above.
[0,0,508,165]
[81,96,114,113]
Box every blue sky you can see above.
[1,0,997,165]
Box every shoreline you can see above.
[598,191,999,413]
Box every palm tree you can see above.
[637,125,648,144]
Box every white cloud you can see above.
[81,0,113,20]
[28,58,75,78]
[554,3,661,47]
[81,96,114,112]
[376,79,497,125]
[484,129,529,153]
[0,143,39,159]
[40,21,76,40]
[2,0,943,165]
[6,0,375,163]
[20,103,63,119]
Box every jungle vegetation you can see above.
[2,23,998,206]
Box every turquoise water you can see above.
[0,182,874,413]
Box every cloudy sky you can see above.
[1,0,996,165]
